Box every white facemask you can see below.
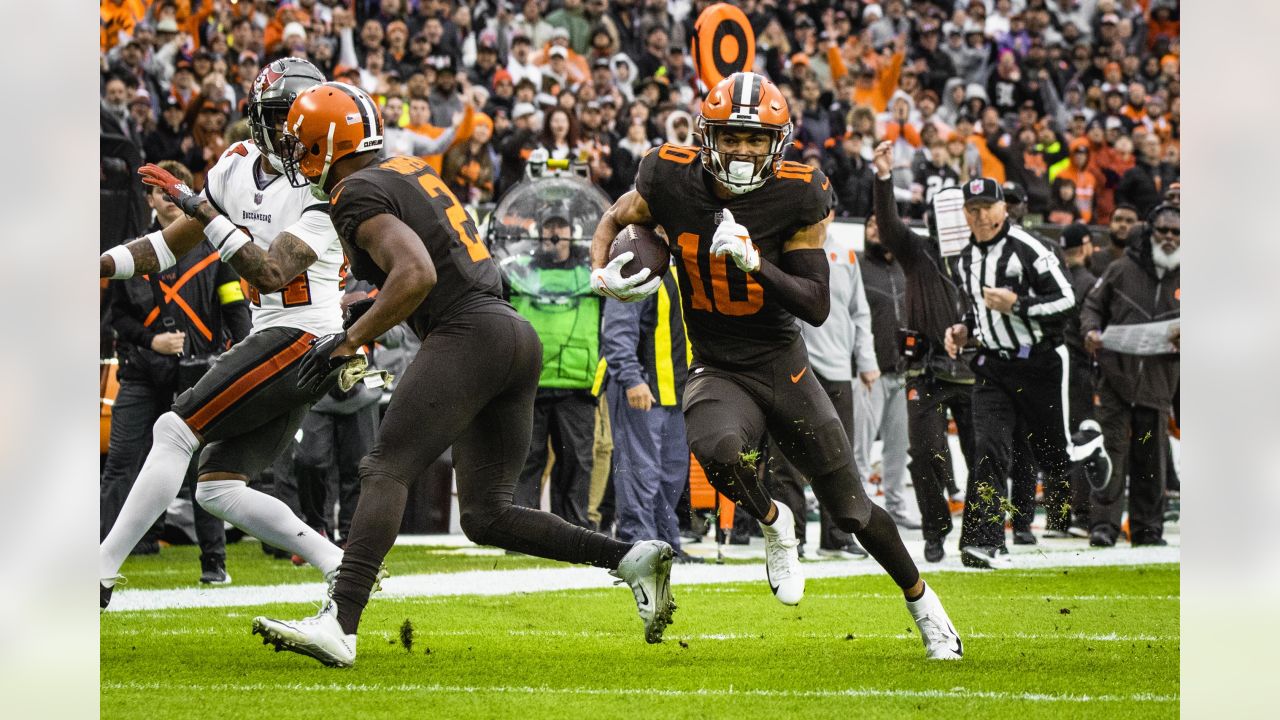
[1152,243,1180,272]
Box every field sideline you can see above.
[102,538,1179,719]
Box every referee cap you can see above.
[963,177,1004,205]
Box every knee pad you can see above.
[358,456,411,488]
[782,419,850,477]
[195,479,247,520]
[458,505,506,546]
[154,411,201,457]
[689,429,753,468]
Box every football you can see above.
[609,224,671,282]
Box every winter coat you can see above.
[1080,235,1180,410]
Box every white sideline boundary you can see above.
[102,680,1178,704]
[105,543,1178,612]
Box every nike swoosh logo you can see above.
[790,367,807,383]
[636,584,650,607]
[766,566,780,596]
[950,624,963,655]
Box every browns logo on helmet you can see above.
[248,58,325,173]
[695,72,792,194]
[281,82,384,191]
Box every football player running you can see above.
[590,72,963,659]
[249,82,674,668]
[98,59,357,610]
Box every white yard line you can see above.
[101,680,1177,704]
[106,544,1178,613]
[105,626,1177,643]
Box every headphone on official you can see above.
[1142,202,1179,241]
[1145,202,1179,225]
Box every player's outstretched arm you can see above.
[338,214,436,352]
[750,216,832,327]
[590,190,655,270]
[99,216,206,279]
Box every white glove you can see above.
[710,208,760,272]
[590,251,663,302]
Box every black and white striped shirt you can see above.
[956,223,1076,352]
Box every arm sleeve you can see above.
[753,248,831,327]
[282,204,340,257]
[1017,237,1076,319]
[872,176,923,267]
[879,50,905,104]
[601,297,647,391]
[827,45,847,82]
[848,264,879,374]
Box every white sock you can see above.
[100,412,200,584]
[196,479,343,576]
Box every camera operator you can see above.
[101,160,251,584]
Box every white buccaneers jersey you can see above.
[202,141,344,336]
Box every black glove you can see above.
[296,331,357,395]
[343,297,376,330]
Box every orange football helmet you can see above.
[695,72,793,194]
[281,82,383,190]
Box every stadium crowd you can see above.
[100,0,1179,581]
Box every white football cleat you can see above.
[906,582,964,660]
[612,540,677,644]
[252,600,357,668]
[761,503,804,605]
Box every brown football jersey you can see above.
[635,144,834,368]
[329,156,504,338]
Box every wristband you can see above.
[145,229,177,271]
[219,233,252,260]
[877,172,892,181]
[203,214,240,251]
[106,246,134,279]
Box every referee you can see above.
[944,179,1076,569]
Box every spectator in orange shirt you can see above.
[442,112,497,205]
[848,34,906,114]
[1121,82,1147,124]
[1057,139,1098,223]
[101,0,146,53]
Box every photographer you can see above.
[101,160,251,584]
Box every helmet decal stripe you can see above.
[333,82,376,141]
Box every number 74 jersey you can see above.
[203,141,345,337]
[635,144,835,368]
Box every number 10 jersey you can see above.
[635,144,835,369]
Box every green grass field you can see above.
[101,551,1178,720]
